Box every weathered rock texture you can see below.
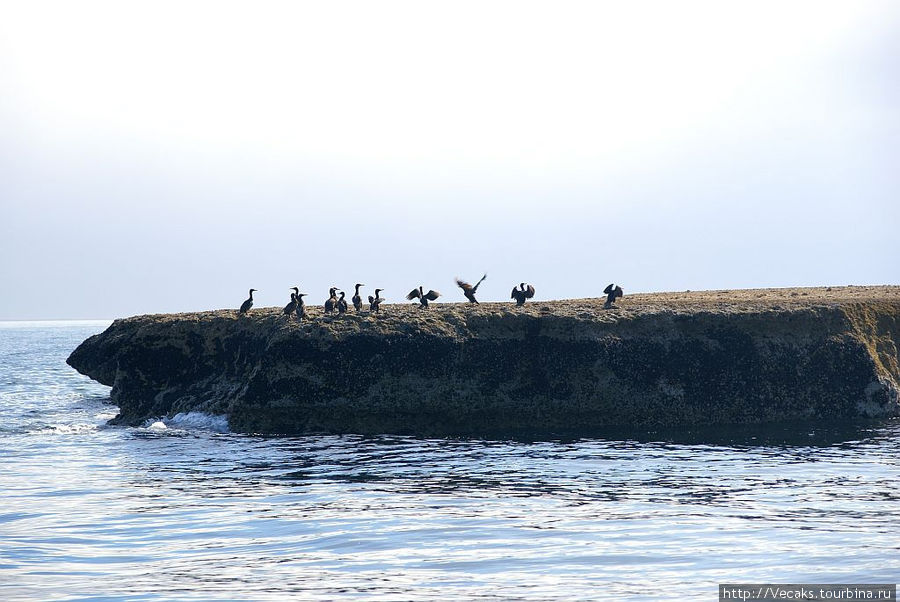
[67,286,900,436]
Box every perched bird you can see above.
[239,288,257,315]
[368,288,384,312]
[456,273,487,304]
[407,286,440,308]
[283,291,298,315]
[511,283,536,306]
[324,287,338,313]
[603,283,624,309]
[336,291,348,314]
[352,283,365,312]
[295,293,308,320]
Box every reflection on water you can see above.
[1,322,898,600]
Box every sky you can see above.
[1,0,897,319]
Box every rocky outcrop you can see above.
[67,286,900,436]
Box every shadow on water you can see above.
[261,417,900,448]
[239,419,899,497]
[551,418,900,448]
[113,416,900,505]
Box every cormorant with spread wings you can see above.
[407,286,441,308]
[511,283,535,306]
[603,284,624,308]
[456,273,487,304]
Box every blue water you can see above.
[1,321,898,600]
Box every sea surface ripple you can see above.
[1,321,898,600]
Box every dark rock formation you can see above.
[67,286,900,436]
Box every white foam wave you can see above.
[145,412,230,433]
[38,423,99,435]
[167,412,230,432]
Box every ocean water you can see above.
[1,321,898,601]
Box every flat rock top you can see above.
[111,285,899,337]
[145,284,897,315]
[611,285,900,312]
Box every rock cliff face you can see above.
[67,287,900,436]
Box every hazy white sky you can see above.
[1,0,897,319]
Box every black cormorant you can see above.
[603,283,624,308]
[456,273,487,303]
[283,292,298,315]
[511,283,535,306]
[337,291,348,314]
[352,283,365,312]
[296,293,308,320]
[324,287,338,313]
[407,286,440,308]
[239,288,257,315]
[368,288,384,312]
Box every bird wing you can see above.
[472,273,487,291]
[615,286,623,299]
[525,284,535,298]
[455,278,472,292]
[425,290,441,301]
[368,295,375,304]
[510,287,518,299]
[406,288,421,300]
[604,283,614,295]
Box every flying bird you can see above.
[456,273,487,303]
[511,283,535,306]
[407,286,440,308]
[239,288,257,315]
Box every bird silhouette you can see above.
[352,283,365,312]
[407,286,441,308]
[456,273,487,303]
[603,284,624,308]
[239,288,257,315]
[283,288,298,315]
[324,287,338,313]
[368,288,385,312]
[295,293,307,320]
[511,283,535,306]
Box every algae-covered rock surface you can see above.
[67,286,900,436]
